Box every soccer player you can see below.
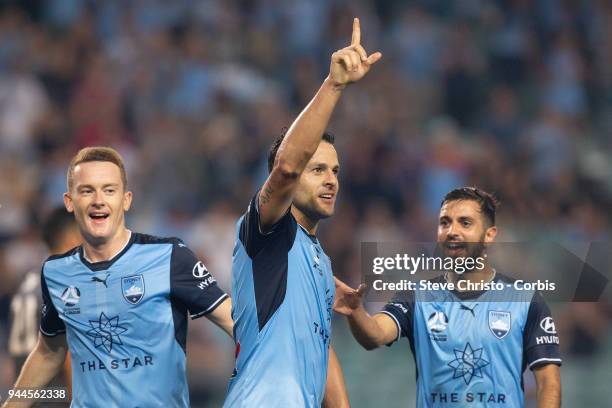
[334,187,562,407]
[224,18,381,408]
[3,147,232,408]
[8,207,80,405]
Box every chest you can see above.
[289,235,334,288]
[415,301,528,349]
[285,235,335,326]
[47,253,171,326]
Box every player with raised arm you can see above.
[224,18,381,408]
[334,187,561,408]
[3,147,233,408]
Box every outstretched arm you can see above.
[333,278,398,350]
[323,346,350,408]
[259,18,381,231]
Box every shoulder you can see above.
[42,247,80,277]
[44,246,80,264]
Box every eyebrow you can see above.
[439,215,475,221]
[77,183,120,190]
[310,163,340,169]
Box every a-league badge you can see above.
[122,275,145,305]
[488,310,511,339]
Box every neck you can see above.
[446,263,495,288]
[82,228,131,263]
[291,206,319,235]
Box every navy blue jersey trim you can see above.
[169,239,228,350]
[190,294,229,319]
[522,291,562,371]
[40,327,66,337]
[78,232,136,272]
[238,192,298,330]
[40,267,66,336]
[132,233,180,245]
[76,233,181,272]
[171,302,188,354]
[381,294,417,380]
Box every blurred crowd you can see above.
[0,0,610,406]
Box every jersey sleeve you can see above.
[523,291,562,370]
[238,191,296,258]
[170,240,228,319]
[238,191,298,330]
[39,268,66,337]
[379,291,415,345]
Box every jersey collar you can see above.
[79,231,135,272]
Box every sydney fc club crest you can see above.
[122,275,145,305]
[488,310,511,339]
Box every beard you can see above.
[436,232,487,261]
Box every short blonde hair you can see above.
[67,147,128,191]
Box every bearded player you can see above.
[334,187,561,407]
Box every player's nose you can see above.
[323,169,338,189]
[92,191,106,206]
[446,222,460,239]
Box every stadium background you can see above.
[0,0,610,406]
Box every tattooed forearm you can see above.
[260,184,274,206]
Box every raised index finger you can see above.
[351,17,360,46]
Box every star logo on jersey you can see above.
[448,342,490,385]
[86,312,127,353]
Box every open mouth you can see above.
[445,242,466,250]
[444,242,467,254]
[89,212,110,223]
[319,193,334,202]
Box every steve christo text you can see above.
[371,278,556,292]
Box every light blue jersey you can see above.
[40,233,228,408]
[224,193,335,408]
[381,274,561,407]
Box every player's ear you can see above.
[123,190,133,212]
[64,192,74,213]
[484,225,497,243]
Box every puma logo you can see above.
[91,274,110,288]
[460,304,478,317]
